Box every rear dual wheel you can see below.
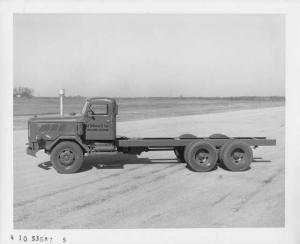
[181,139,253,172]
[184,141,218,172]
[174,134,197,163]
[219,141,253,171]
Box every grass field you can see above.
[13,96,285,130]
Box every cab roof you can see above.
[87,97,117,104]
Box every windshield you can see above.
[81,101,89,114]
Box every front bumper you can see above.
[26,142,39,157]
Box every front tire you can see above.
[51,141,84,174]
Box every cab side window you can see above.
[90,104,108,115]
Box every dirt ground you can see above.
[13,106,285,228]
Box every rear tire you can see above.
[174,134,197,163]
[179,133,197,139]
[209,133,229,139]
[51,141,84,174]
[220,141,253,171]
[218,141,231,161]
[184,141,218,172]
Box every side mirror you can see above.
[115,105,118,115]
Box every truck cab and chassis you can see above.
[26,97,276,174]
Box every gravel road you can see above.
[14,106,284,228]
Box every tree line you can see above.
[13,87,34,98]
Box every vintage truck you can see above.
[26,97,276,174]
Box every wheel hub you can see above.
[196,150,210,165]
[232,150,244,163]
[59,150,74,166]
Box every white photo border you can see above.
[1,1,299,244]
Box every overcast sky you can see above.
[14,14,284,97]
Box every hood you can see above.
[28,114,85,142]
[28,114,85,123]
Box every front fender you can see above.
[45,136,89,152]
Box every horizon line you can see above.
[14,95,286,99]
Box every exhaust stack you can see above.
[59,89,65,117]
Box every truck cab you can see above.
[26,98,119,173]
[82,98,118,141]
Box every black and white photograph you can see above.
[1,1,300,244]
[13,13,285,228]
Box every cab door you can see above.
[85,102,115,140]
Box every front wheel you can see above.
[51,141,84,174]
